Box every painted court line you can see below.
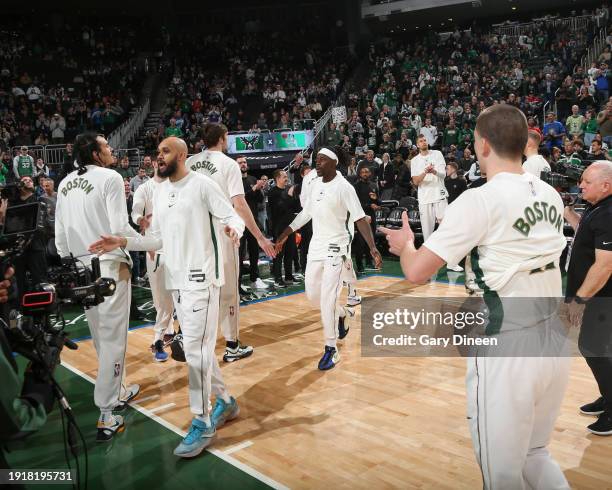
[148,403,175,414]
[224,440,254,455]
[60,361,289,490]
[133,394,160,404]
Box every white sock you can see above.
[196,413,211,425]
[218,392,231,404]
[347,284,357,297]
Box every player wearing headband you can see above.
[275,147,382,370]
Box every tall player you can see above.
[381,105,570,488]
[276,147,382,370]
[90,137,245,458]
[131,157,175,361]
[55,132,141,442]
[186,123,276,362]
[299,154,362,306]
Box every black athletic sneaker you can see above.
[580,397,607,416]
[587,411,612,436]
[338,315,349,340]
[273,279,287,288]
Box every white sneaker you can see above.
[346,295,362,307]
[447,264,464,272]
[251,278,269,290]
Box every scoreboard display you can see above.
[228,130,313,154]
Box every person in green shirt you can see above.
[164,119,183,138]
[116,156,136,180]
[457,121,474,150]
[12,146,34,179]
[0,159,8,185]
[566,105,586,141]
[583,109,599,148]
[442,121,459,150]
[0,266,53,469]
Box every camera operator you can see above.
[55,132,142,442]
[0,266,54,475]
[9,176,48,299]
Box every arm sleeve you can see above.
[125,197,162,251]
[289,207,312,231]
[0,337,47,440]
[131,183,147,224]
[226,160,245,198]
[345,182,367,222]
[105,173,143,239]
[424,190,489,265]
[204,178,245,238]
[54,195,69,258]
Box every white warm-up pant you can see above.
[219,233,240,343]
[466,351,571,490]
[146,252,174,341]
[305,256,354,348]
[172,286,228,416]
[84,260,131,412]
[419,199,448,241]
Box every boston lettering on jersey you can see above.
[60,177,94,196]
[512,201,563,236]
[189,159,218,175]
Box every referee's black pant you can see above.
[240,229,260,283]
[579,301,612,412]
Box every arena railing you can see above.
[492,14,593,37]
[581,25,609,71]
[108,98,150,150]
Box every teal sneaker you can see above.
[173,418,216,458]
[211,396,240,429]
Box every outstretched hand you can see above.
[89,235,124,255]
[258,236,277,258]
[274,235,288,255]
[378,211,415,256]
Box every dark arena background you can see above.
[1,0,612,489]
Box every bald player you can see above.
[186,123,275,362]
[55,132,141,442]
[276,147,382,370]
[131,157,175,361]
[381,105,571,488]
[523,130,551,178]
[90,137,245,458]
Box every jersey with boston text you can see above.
[426,172,566,298]
[185,150,244,200]
[55,165,141,266]
[290,175,365,260]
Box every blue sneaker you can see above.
[173,418,216,458]
[211,396,240,428]
[153,340,168,362]
[318,346,339,370]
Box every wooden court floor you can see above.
[62,276,612,489]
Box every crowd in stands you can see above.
[0,17,149,160]
[148,30,352,155]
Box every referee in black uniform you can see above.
[564,161,612,436]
